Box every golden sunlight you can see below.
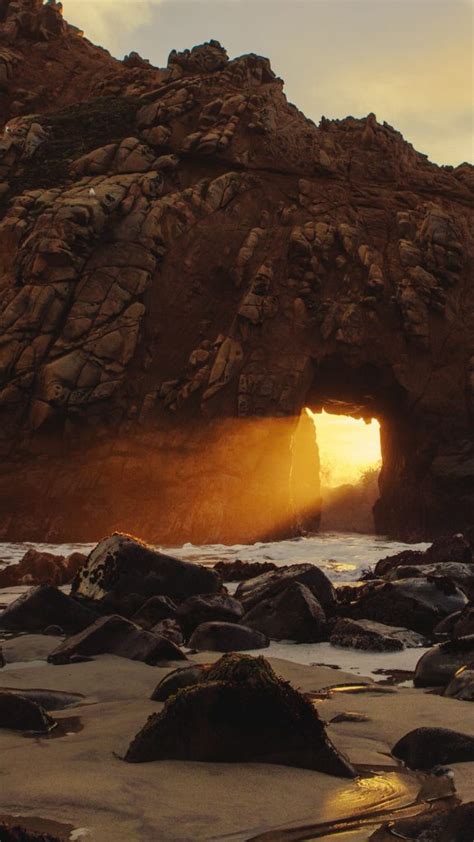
[306,409,381,488]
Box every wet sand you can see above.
[0,635,473,841]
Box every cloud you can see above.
[64,0,162,52]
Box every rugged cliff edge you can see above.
[0,0,472,543]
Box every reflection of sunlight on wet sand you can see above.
[249,769,425,841]
[306,410,381,488]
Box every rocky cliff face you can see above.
[0,0,472,543]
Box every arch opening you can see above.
[306,409,382,534]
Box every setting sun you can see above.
[306,410,381,488]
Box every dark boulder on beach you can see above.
[0,585,99,634]
[48,614,186,665]
[188,621,268,652]
[0,825,62,842]
[444,664,474,700]
[414,635,474,687]
[373,534,472,578]
[235,563,336,612]
[126,653,356,777]
[131,595,178,629]
[452,602,474,637]
[0,690,56,733]
[72,533,221,603]
[392,726,474,769]
[151,664,207,701]
[329,617,426,651]
[177,593,244,638]
[151,619,184,646]
[213,560,278,581]
[0,549,87,588]
[242,582,327,642]
[347,577,467,635]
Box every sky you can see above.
[63,0,473,166]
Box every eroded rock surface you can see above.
[126,653,356,776]
[0,1,472,544]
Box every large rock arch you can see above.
[0,2,472,542]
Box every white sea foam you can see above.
[0,532,428,582]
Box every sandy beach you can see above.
[1,633,472,841]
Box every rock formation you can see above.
[0,0,472,543]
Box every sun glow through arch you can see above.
[305,409,381,488]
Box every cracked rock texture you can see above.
[0,0,472,543]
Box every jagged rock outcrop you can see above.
[0,0,472,543]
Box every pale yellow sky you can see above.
[65,0,473,166]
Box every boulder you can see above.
[452,603,474,637]
[370,802,474,842]
[188,621,268,652]
[0,825,61,842]
[330,618,426,651]
[347,577,467,635]
[47,614,186,665]
[72,533,221,602]
[235,564,336,612]
[151,664,207,701]
[374,533,472,578]
[98,591,147,619]
[177,593,244,638]
[0,585,99,633]
[131,595,178,629]
[213,559,278,581]
[392,726,474,770]
[151,619,184,646]
[444,664,474,700]
[0,691,55,733]
[0,647,5,668]
[414,635,474,687]
[126,653,356,777]
[242,582,326,642]
[0,549,87,589]
[386,562,474,592]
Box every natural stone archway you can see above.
[0,2,472,543]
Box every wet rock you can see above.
[47,614,186,665]
[126,653,356,777]
[188,621,269,652]
[98,591,147,619]
[72,534,220,602]
[330,617,426,651]
[42,625,64,636]
[0,646,5,668]
[414,635,474,687]
[330,712,371,723]
[235,564,336,612]
[213,559,278,581]
[386,562,474,592]
[151,664,207,701]
[151,619,184,646]
[0,585,100,634]
[347,577,467,635]
[131,595,178,630]
[374,533,472,577]
[444,664,474,700]
[392,726,474,770]
[0,548,86,588]
[433,609,463,637]
[0,825,62,842]
[0,690,55,733]
[452,602,474,637]
[177,593,244,638]
[242,582,326,642]
[370,801,474,841]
